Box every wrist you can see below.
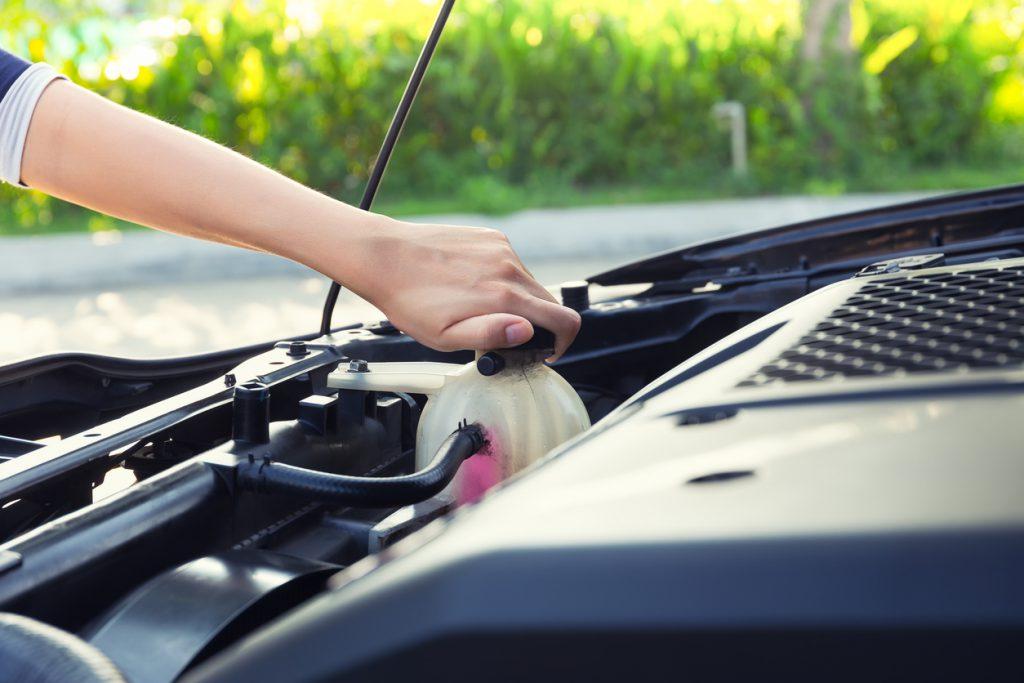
[300,208,402,291]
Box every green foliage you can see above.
[1,0,1023,233]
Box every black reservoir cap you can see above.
[515,325,556,352]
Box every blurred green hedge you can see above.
[1,0,1023,232]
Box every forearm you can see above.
[20,79,383,269]
[15,77,581,356]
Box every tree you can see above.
[799,0,867,178]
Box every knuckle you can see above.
[493,285,521,308]
[557,309,582,337]
[569,309,582,330]
[430,329,458,352]
[478,281,517,308]
[480,227,506,242]
[497,259,520,278]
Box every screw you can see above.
[348,359,369,373]
[224,373,236,387]
[287,340,309,357]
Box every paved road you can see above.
[0,192,937,363]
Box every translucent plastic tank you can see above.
[328,348,590,504]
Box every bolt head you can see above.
[287,340,309,357]
[560,280,590,312]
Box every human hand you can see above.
[331,218,581,359]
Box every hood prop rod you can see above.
[319,0,457,336]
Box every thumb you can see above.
[437,314,534,352]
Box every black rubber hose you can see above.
[236,424,485,507]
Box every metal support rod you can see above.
[320,0,456,336]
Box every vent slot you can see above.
[739,265,1024,387]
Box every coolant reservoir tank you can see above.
[327,331,590,504]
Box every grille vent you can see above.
[739,265,1024,387]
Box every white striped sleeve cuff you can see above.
[0,63,66,187]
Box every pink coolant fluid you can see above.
[456,431,503,505]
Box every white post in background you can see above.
[712,101,748,177]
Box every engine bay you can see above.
[1,187,1023,681]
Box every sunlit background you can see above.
[1,0,1022,362]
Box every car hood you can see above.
[590,184,1024,287]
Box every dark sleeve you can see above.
[0,49,31,103]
